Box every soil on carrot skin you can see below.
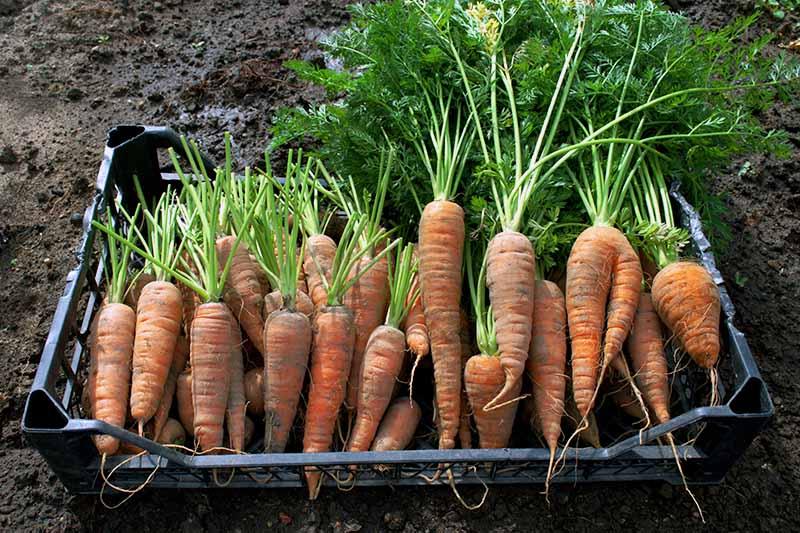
[0,0,798,530]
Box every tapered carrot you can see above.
[263,308,312,452]
[629,292,670,424]
[404,248,429,358]
[304,305,355,495]
[419,200,464,450]
[190,303,234,451]
[244,367,264,416]
[176,369,194,436]
[217,236,265,356]
[484,231,535,408]
[90,303,136,455]
[370,397,421,451]
[89,206,140,455]
[651,262,720,370]
[347,243,417,453]
[344,253,390,414]
[527,279,567,487]
[463,243,517,449]
[151,335,189,440]
[226,316,247,452]
[567,225,642,417]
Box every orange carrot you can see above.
[156,418,186,446]
[303,305,356,498]
[176,369,194,436]
[89,302,136,455]
[370,397,421,451]
[566,225,642,417]
[226,316,247,452]
[464,355,518,448]
[346,325,405,452]
[606,375,647,420]
[304,234,337,309]
[404,258,429,358]
[251,253,270,296]
[485,231,535,407]
[217,236,265,357]
[151,335,189,440]
[244,367,264,417]
[419,200,464,450]
[191,302,234,452]
[527,280,567,480]
[344,253,390,413]
[263,308,312,452]
[651,262,720,370]
[130,280,183,429]
[178,252,201,333]
[628,292,670,424]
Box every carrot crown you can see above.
[95,204,141,304]
[465,240,498,357]
[385,241,418,329]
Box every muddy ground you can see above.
[1,0,798,530]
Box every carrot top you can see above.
[384,241,418,330]
[95,205,141,304]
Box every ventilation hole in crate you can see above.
[107,126,145,148]
[729,377,770,415]
[23,389,69,430]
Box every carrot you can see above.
[419,200,464,450]
[566,225,642,418]
[156,418,186,446]
[226,316,247,452]
[344,253,390,414]
[89,206,141,455]
[124,271,155,309]
[465,354,519,448]
[484,231,535,408]
[606,375,647,420]
[370,397,421,451]
[463,243,518,449]
[251,253,270,295]
[90,303,136,455]
[178,252,201,333]
[564,391,600,448]
[244,367,264,417]
[527,279,567,487]
[651,262,720,370]
[151,335,189,440]
[304,304,355,496]
[304,234,337,309]
[404,247,429,358]
[347,243,417,453]
[458,310,472,449]
[217,236,265,356]
[628,292,670,424]
[263,289,313,321]
[263,308,312,452]
[176,369,194,436]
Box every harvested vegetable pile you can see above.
[85,0,797,505]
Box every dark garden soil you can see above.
[1,0,798,530]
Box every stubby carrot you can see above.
[370,397,421,452]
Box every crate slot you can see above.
[24,389,70,430]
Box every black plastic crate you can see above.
[22,125,773,494]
